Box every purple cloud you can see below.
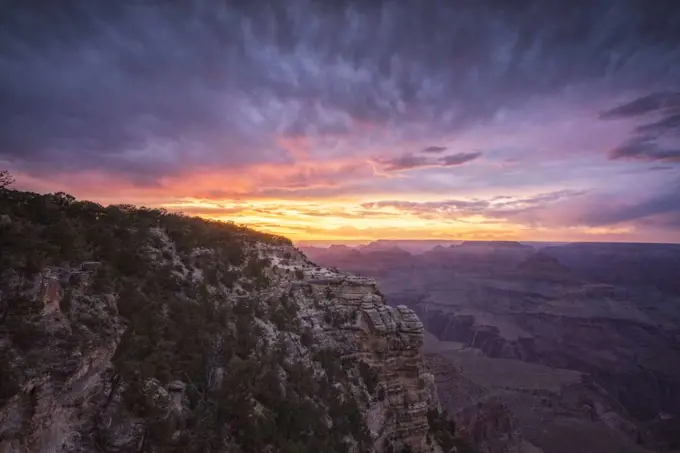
[1,1,679,182]
[375,154,432,172]
[580,180,680,227]
[600,92,680,120]
[375,152,481,172]
[421,146,448,154]
[602,92,680,164]
[609,137,680,162]
[438,152,482,166]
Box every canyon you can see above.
[303,240,680,453]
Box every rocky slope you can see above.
[424,352,523,453]
[0,189,469,453]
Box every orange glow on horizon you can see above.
[9,168,667,244]
[156,197,639,243]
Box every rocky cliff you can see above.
[0,190,468,453]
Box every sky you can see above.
[1,0,680,243]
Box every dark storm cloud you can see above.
[375,155,431,172]
[374,151,481,172]
[1,0,680,181]
[609,137,680,162]
[438,152,482,166]
[421,146,448,154]
[600,92,680,120]
[581,181,680,227]
[601,92,680,163]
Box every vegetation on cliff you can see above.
[0,187,288,277]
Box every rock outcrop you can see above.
[299,269,438,451]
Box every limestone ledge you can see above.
[303,269,425,337]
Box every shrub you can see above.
[377,386,386,401]
[300,328,314,348]
[358,362,379,394]
[426,409,473,453]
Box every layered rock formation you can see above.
[299,270,438,451]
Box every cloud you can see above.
[374,151,481,172]
[602,92,680,163]
[362,190,585,221]
[600,92,680,120]
[421,146,448,154]
[374,155,431,172]
[363,199,490,214]
[438,152,482,166]
[2,0,679,184]
[579,181,680,227]
[609,137,680,162]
